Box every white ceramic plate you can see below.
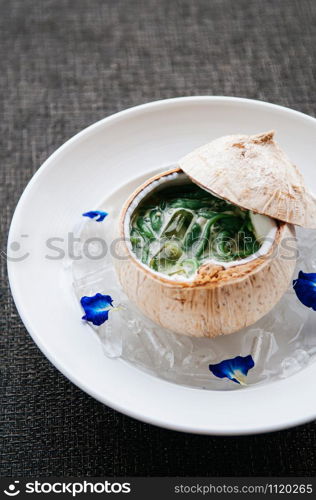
[8,97,316,435]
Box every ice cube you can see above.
[98,307,123,358]
[280,357,301,378]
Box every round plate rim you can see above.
[7,96,316,435]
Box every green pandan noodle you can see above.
[130,182,261,278]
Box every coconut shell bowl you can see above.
[115,131,316,338]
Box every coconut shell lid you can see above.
[178,131,316,228]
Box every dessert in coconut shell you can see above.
[115,131,316,337]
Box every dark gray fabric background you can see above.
[1,0,316,477]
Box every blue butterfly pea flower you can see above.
[81,293,114,326]
[82,210,108,222]
[293,271,316,311]
[209,355,255,385]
